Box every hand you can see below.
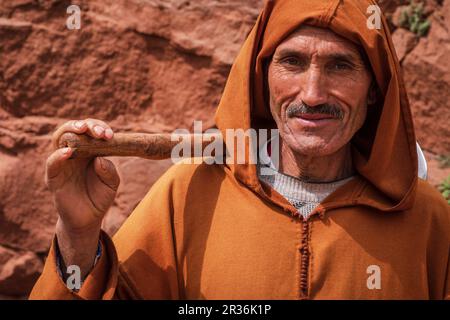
[46,119,120,274]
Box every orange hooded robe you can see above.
[30,0,449,300]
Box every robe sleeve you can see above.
[28,230,119,300]
[29,165,182,300]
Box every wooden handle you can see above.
[57,132,223,160]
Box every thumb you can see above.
[93,157,120,191]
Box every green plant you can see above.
[399,1,431,37]
[438,176,450,205]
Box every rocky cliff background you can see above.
[0,0,449,299]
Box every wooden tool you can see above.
[57,132,223,160]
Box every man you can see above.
[30,0,449,299]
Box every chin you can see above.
[284,133,341,157]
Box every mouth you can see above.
[295,113,337,121]
[290,113,339,128]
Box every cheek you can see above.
[268,64,301,101]
[268,74,301,122]
[268,69,287,122]
[268,89,282,124]
[330,76,371,125]
[352,103,368,130]
[338,96,368,141]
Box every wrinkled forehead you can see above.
[273,25,369,64]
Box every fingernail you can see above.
[62,147,71,154]
[94,126,104,136]
[74,121,84,129]
[105,129,114,139]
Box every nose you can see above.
[299,67,328,107]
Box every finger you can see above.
[52,120,89,149]
[93,157,120,191]
[45,147,73,190]
[52,119,114,149]
[85,118,114,141]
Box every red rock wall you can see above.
[0,0,448,298]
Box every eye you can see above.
[330,61,354,71]
[281,56,304,67]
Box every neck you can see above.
[278,140,355,183]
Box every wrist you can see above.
[56,218,102,241]
[55,219,101,278]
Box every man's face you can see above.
[268,25,374,157]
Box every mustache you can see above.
[286,102,344,120]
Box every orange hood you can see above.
[214,0,418,214]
